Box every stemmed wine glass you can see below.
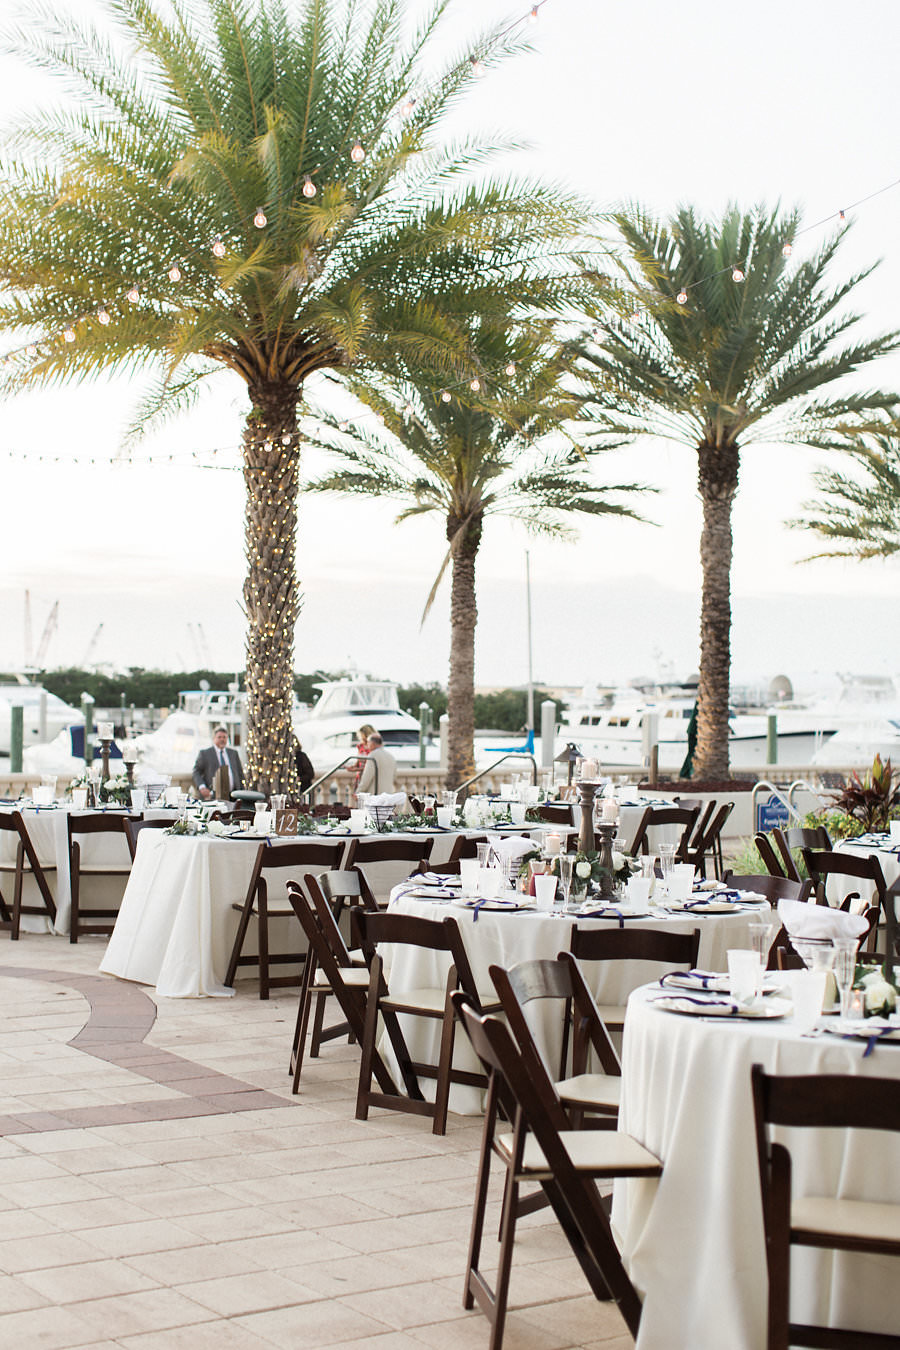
[558,854,575,911]
[832,937,860,1019]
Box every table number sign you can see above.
[273,809,298,836]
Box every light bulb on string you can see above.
[839,209,846,220]
[168,263,182,282]
[339,420,349,432]
[281,433,292,445]
[97,307,110,325]
[440,389,451,403]
[470,56,486,77]
[732,265,745,283]
[505,361,516,376]
[25,343,37,357]
[350,141,366,163]
[470,378,481,391]
[782,241,793,257]
[301,176,317,198]
[528,5,539,21]
[254,207,267,228]
[676,288,688,305]
[212,237,226,258]
[400,96,416,118]
[63,325,76,342]
[126,284,140,303]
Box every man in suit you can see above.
[193,726,244,799]
[355,731,397,795]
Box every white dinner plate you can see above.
[452,897,535,912]
[822,1019,900,1042]
[667,901,741,915]
[402,887,458,900]
[651,995,792,1019]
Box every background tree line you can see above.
[10,668,563,734]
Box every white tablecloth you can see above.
[384,890,770,1111]
[99,825,489,997]
[833,834,900,907]
[614,987,900,1349]
[0,804,133,933]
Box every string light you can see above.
[350,141,366,163]
[528,5,539,20]
[339,420,349,431]
[676,288,688,305]
[126,284,140,303]
[440,389,451,402]
[470,377,481,390]
[301,175,317,198]
[732,265,745,282]
[782,241,793,257]
[253,207,267,228]
[97,307,110,325]
[168,263,182,282]
[470,57,486,77]
[63,326,76,341]
[25,343,36,356]
[400,96,416,118]
[212,237,226,258]
[504,361,516,376]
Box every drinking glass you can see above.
[832,937,860,1019]
[727,949,759,1008]
[441,790,458,810]
[534,873,558,911]
[747,921,773,998]
[790,969,828,1033]
[476,842,491,868]
[659,844,677,887]
[459,858,480,897]
[558,854,575,911]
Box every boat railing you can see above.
[302,754,361,801]
[455,753,538,802]
[751,779,810,831]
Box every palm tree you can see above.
[790,430,900,560]
[303,329,651,784]
[578,203,900,779]
[0,0,587,792]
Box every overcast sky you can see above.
[0,0,898,698]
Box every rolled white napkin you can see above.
[777,897,869,940]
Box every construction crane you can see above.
[33,600,59,670]
[81,623,104,668]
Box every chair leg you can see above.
[491,1167,521,1350]
[69,844,80,943]
[356,961,382,1122]
[11,850,23,941]
[258,892,269,1000]
[224,891,256,987]
[290,949,317,1092]
[431,984,456,1136]
[464,1094,499,1312]
[309,990,329,1057]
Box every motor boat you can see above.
[0,679,83,755]
[292,677,435,771]
[809,675,900,767]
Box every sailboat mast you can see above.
[525,550,534,732]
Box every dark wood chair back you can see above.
[123,816,170,860]
[0,809,57,937]
[685,801,734,879]
[67,812,134,943]
[570,923,700,969]
[628,805,699,861]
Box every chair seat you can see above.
[557,1073,622,1110]
[793,1195,900,1244]
[313,965,370,989]
[383,987,450,1015]
[232,899,296,916]
[0,860,57,872]
[595,1004,627,1026]
[76,864,132,874]
[496,1128,661,1177]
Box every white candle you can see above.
[121,741,138,763]
[97,721,114,740]
[545,832,562,855]
[602,795,619,822]
[580,758,598,780]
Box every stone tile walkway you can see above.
[0,939,634,1350]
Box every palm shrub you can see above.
[0,0,587,790]
[790,431,900,559]
[578,204,900,780]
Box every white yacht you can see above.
[0,679,83,755]
[809,675,900,767]
[292,678,434,771]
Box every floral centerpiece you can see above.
[101,773,131,806]
[853,964,899,1018]
[570,849,633,895]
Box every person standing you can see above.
[356,732,397,795]
[192,727,244,800]
[295,739,315,794]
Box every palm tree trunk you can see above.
[446,513,482,788]
[242,378,300,795]
[693,441,739,781]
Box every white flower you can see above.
[575,861,592,879]
[864,978,898,1016]
[207,820,227,837]
[611,850,626,871]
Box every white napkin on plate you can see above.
[491,836,535,863]
[777,897,869,940]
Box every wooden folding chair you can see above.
[224,838,347,997]
[770,826,832,883]
[286,882,396,1098]
[801,849,888,951]
[751,1063,900,1350]
[345,836,434,904]
[353,908,498,1135]
[683,801,734,879]
[453,995,659,1349]
[628,805,699,861]
[123,816,171,860]
[0,810,57,938]
[569,925,701,1030]
[68,812,134,942]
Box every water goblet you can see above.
[832,937,860,1019]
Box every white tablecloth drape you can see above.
[614,987,900,1350]
[383,891,770,1112]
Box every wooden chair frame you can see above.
[627,805,699,862]
[0,810,57,939]
[224,838,347,997]
[568,925,701,1030]
[68,812,133,943]
[800,849,888,952]
[751,1063,900,1350]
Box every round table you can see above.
[614,986,900,1349]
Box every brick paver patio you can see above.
[0,939,633,1349]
